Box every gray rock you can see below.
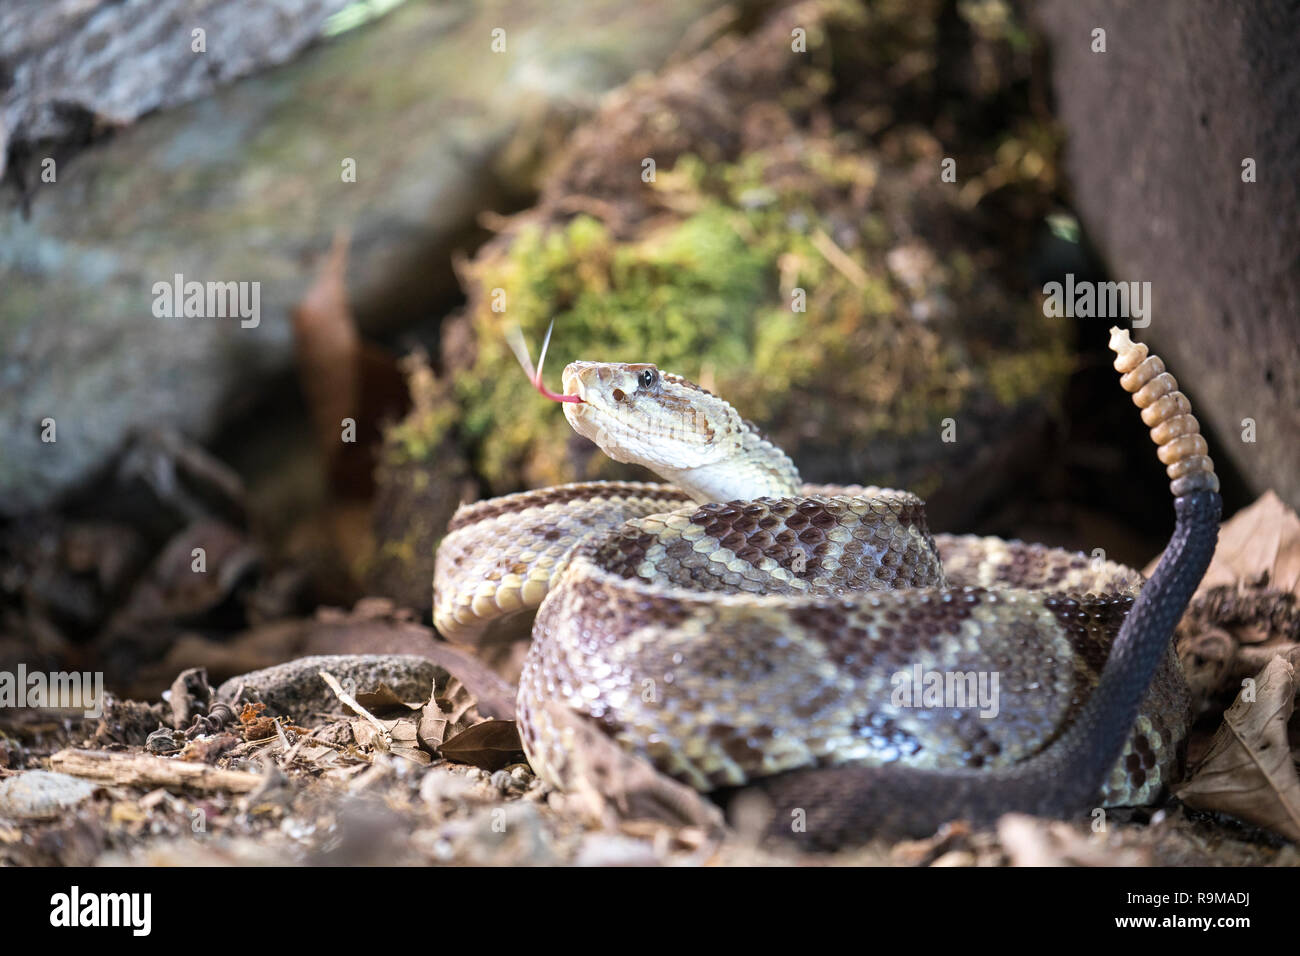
[1037,1,1300,509]
[216,653,446,718]
[0,769,101,819]
[1,0,355,181]
[0,0,724,516]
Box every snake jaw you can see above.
[561,363,585,403]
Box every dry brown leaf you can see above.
[419,641,519,720]
[437,719,525,771]
[236,701,307,742]
[1174,656,1300,841]
[291,229,410,503]
[350,713,430,768]
[354,683,422,713]
[292,229,360,465]
[388,717,430,766]
[434,676,478,725]
[238,701,276,741]
[350,718,389,750]
[417,675,481,752]
[390,717,420,747]
[417,707,453,752]
[1161,492,1300,698]
[1148,490,1300,594]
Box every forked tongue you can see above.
[505,320,583,403]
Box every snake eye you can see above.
[638,368,658,390]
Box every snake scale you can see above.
[434,327,1221,843]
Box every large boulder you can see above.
[0,0,726,516]
[427,0,1071,534]
[1,0,354,183]
[1037,1,1300,509]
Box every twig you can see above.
[319,670,392,746]
[810,228,868,290]
[49,749,262,793]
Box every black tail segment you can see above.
[1061,489,1220,805]
[752,329,1222,847]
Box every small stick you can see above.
[810,229,869,290]
[49,749,262,793]
[319,670,391,745]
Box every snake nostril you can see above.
[612,388,626,402]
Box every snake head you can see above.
[505,322,799,497]
[559,361,730,471]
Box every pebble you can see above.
[0,770,100,819]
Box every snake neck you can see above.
[658,424,802,503]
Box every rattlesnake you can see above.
[434,327,1220,842]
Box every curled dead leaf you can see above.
[1148,490,1300,593]
[1168,492,1300,698]
[387,717,430,766]
[1174,656,1300,842]
[418,642,518,720]
[238,701,306,742]
[418,676,480,751]
[292,230,359,467]
[354,682,423,714]
[437,719,525,772]
[238,702,276,741]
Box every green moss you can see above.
[452,140,1069,492]
[386,406,458,466]
[455,206,770,488]
[983,349,1064,408]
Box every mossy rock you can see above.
[418,0,1073,535]
[455,181,1070,504]
[440,0,1071,521]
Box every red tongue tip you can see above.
[509,319,584,403]
[533,374,584,404]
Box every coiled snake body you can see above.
[434,328,1221,842]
